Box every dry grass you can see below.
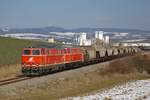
[100,59,135,76]
[99,54,150,76]
[0,64,21,80]
[4,73,149,100]
[132,54,150,74]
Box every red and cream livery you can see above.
[21,47,84,75]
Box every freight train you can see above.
[21,46,139,75]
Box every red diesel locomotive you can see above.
[22,47,84,75]
[21,46,138,75]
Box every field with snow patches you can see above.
[67,79,150,100]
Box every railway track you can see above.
[0,75,35,86]
[0,54,136,86]
[0,52,148,86]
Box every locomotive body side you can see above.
[21,47,84,75]
[46,48,64,66]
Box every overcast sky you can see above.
[0,0,150,30]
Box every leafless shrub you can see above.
[99,54,150,76]
[131,55,150,74]
[101,59,134,76]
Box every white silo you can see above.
[105,36,109,44]
[98,31,104,40]
[81,32,86,40]
[95,31,99,39]
[79,32,87,45]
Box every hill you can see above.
[1,26,150,43]
[0,37,57,67]
[1,26,150,34]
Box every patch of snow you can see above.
[0,33,74,40]
[65,79,150,100]
[49,32,76,36]
[122,39,147,42]
[113,32,129,37]
[0,33,50,38]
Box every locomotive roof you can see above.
[26,44,81,49]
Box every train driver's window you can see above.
[23,50,31,55]
[32,50,40,55]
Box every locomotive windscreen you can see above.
[23,49,40,55]
[32,50,40,55]
[23,50,30,55]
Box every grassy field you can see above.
[0,53,150,100]
[0,64,21,79]
[0,37,58,67]
[0,37,60,79]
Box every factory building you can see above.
[77,31,110,46]
[104,36,109,44]
[79,33,92,46]
[95,31,109,44]
[95,31,104,40]
[48,37,54,43]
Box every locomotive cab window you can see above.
[23,50,31,55]
[32,50,40,55]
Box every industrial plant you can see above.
[76,31,110,46]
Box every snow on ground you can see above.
[0,33,49,37]
[0,33,74,40]
[0,33,50,40]
[49,32,76,36]
[66,79,150,100]
[122,39,147,42]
